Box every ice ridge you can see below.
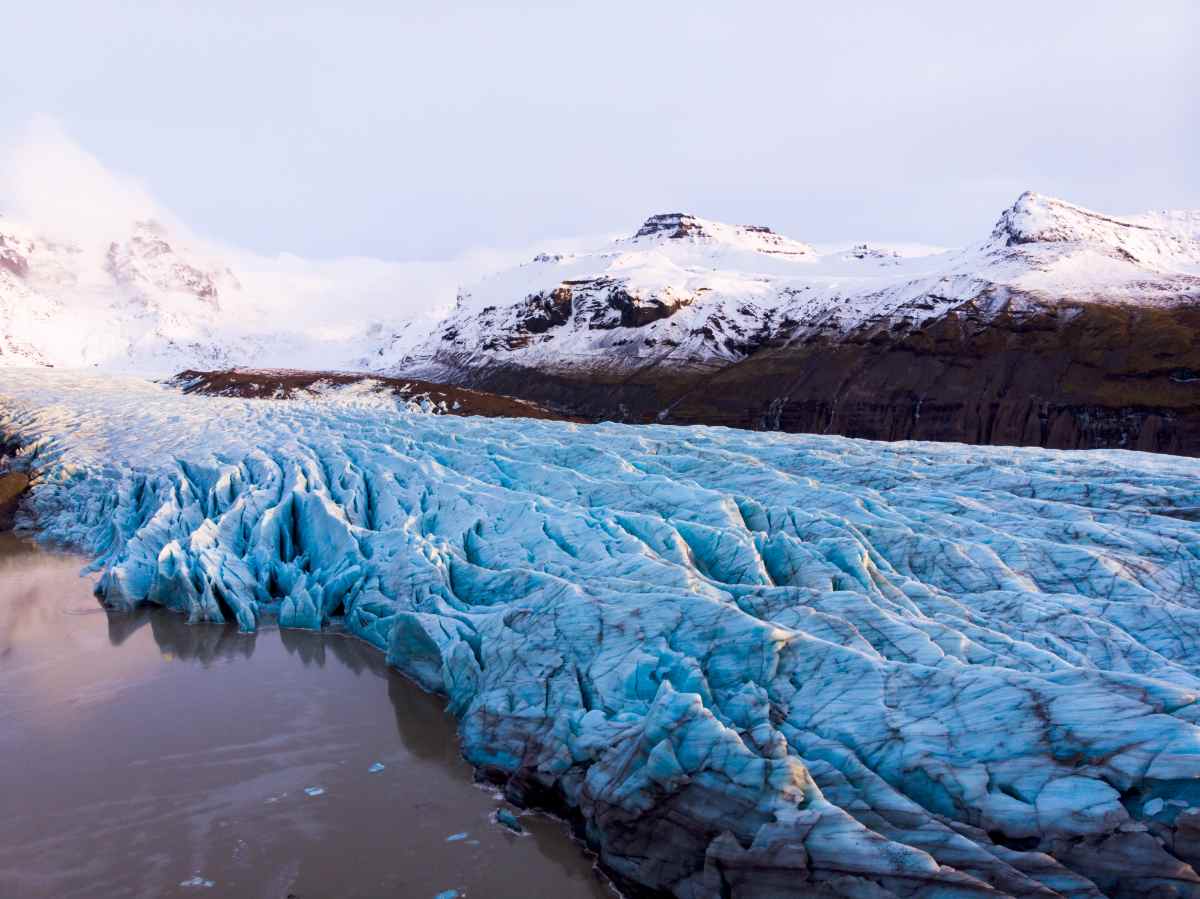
[3,370,1200,896]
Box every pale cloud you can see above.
[0,120,607,358]
[1,1,1194,261]
[0,117,171,242]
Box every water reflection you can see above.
[0,534,616,899]
[105,601,468,768]
[149,610,255,664]
[104,604,153,647]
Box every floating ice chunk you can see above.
[303,786,325,797]
[368,762,386,773]
[445,832,469,842]
[179,876,214,888]
[1144,797,1166,817]
[495,808,523,833]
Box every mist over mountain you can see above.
[0,121,595,372]
[4,124,1199,455]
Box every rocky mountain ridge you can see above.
[5,191,1199,454]
[398,192,1200,455]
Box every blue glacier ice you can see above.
[495,807,524,833]
[4,370,1200,896]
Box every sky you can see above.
[1,1,1197,262]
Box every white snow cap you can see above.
[629,212,816,256]
[407,189,1200,379]
[4,158,1200,376]
[992,190,1200,271]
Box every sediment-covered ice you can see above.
[4,370,1200,897]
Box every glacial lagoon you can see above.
[0,533,613,898]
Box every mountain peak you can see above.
[630,213,814,256]
[633,213,700,240]
[990,191,1200,270]
[632,213,743,241]
[104,220,234,308]
[992,191,1149,247]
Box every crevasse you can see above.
[4,370,1200,897]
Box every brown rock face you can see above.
[0,471,30,529]
[442,300,1200,457]
[170,369,582,422]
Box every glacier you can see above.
[3,370,1200,897]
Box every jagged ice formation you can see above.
[4,370,1200,896]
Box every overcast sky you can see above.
[1,1,1196,261]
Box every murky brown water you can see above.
[0,532,616,899]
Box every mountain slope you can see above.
[398,193,1200,455]
[0,217,243,370]
[0,215,443,374]
[6,191,1199,454]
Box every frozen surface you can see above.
[4,370,1200,896]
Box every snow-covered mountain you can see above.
[5,188,1199,453]
[396,193,1200,455]
[7,191,1197,379]
[0,214,454,373]
[0,121,492,373]
[1,216,238,370]
[402,192,1200,380]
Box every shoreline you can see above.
[4,370,1200,896]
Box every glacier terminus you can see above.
[3,370,1200,897]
